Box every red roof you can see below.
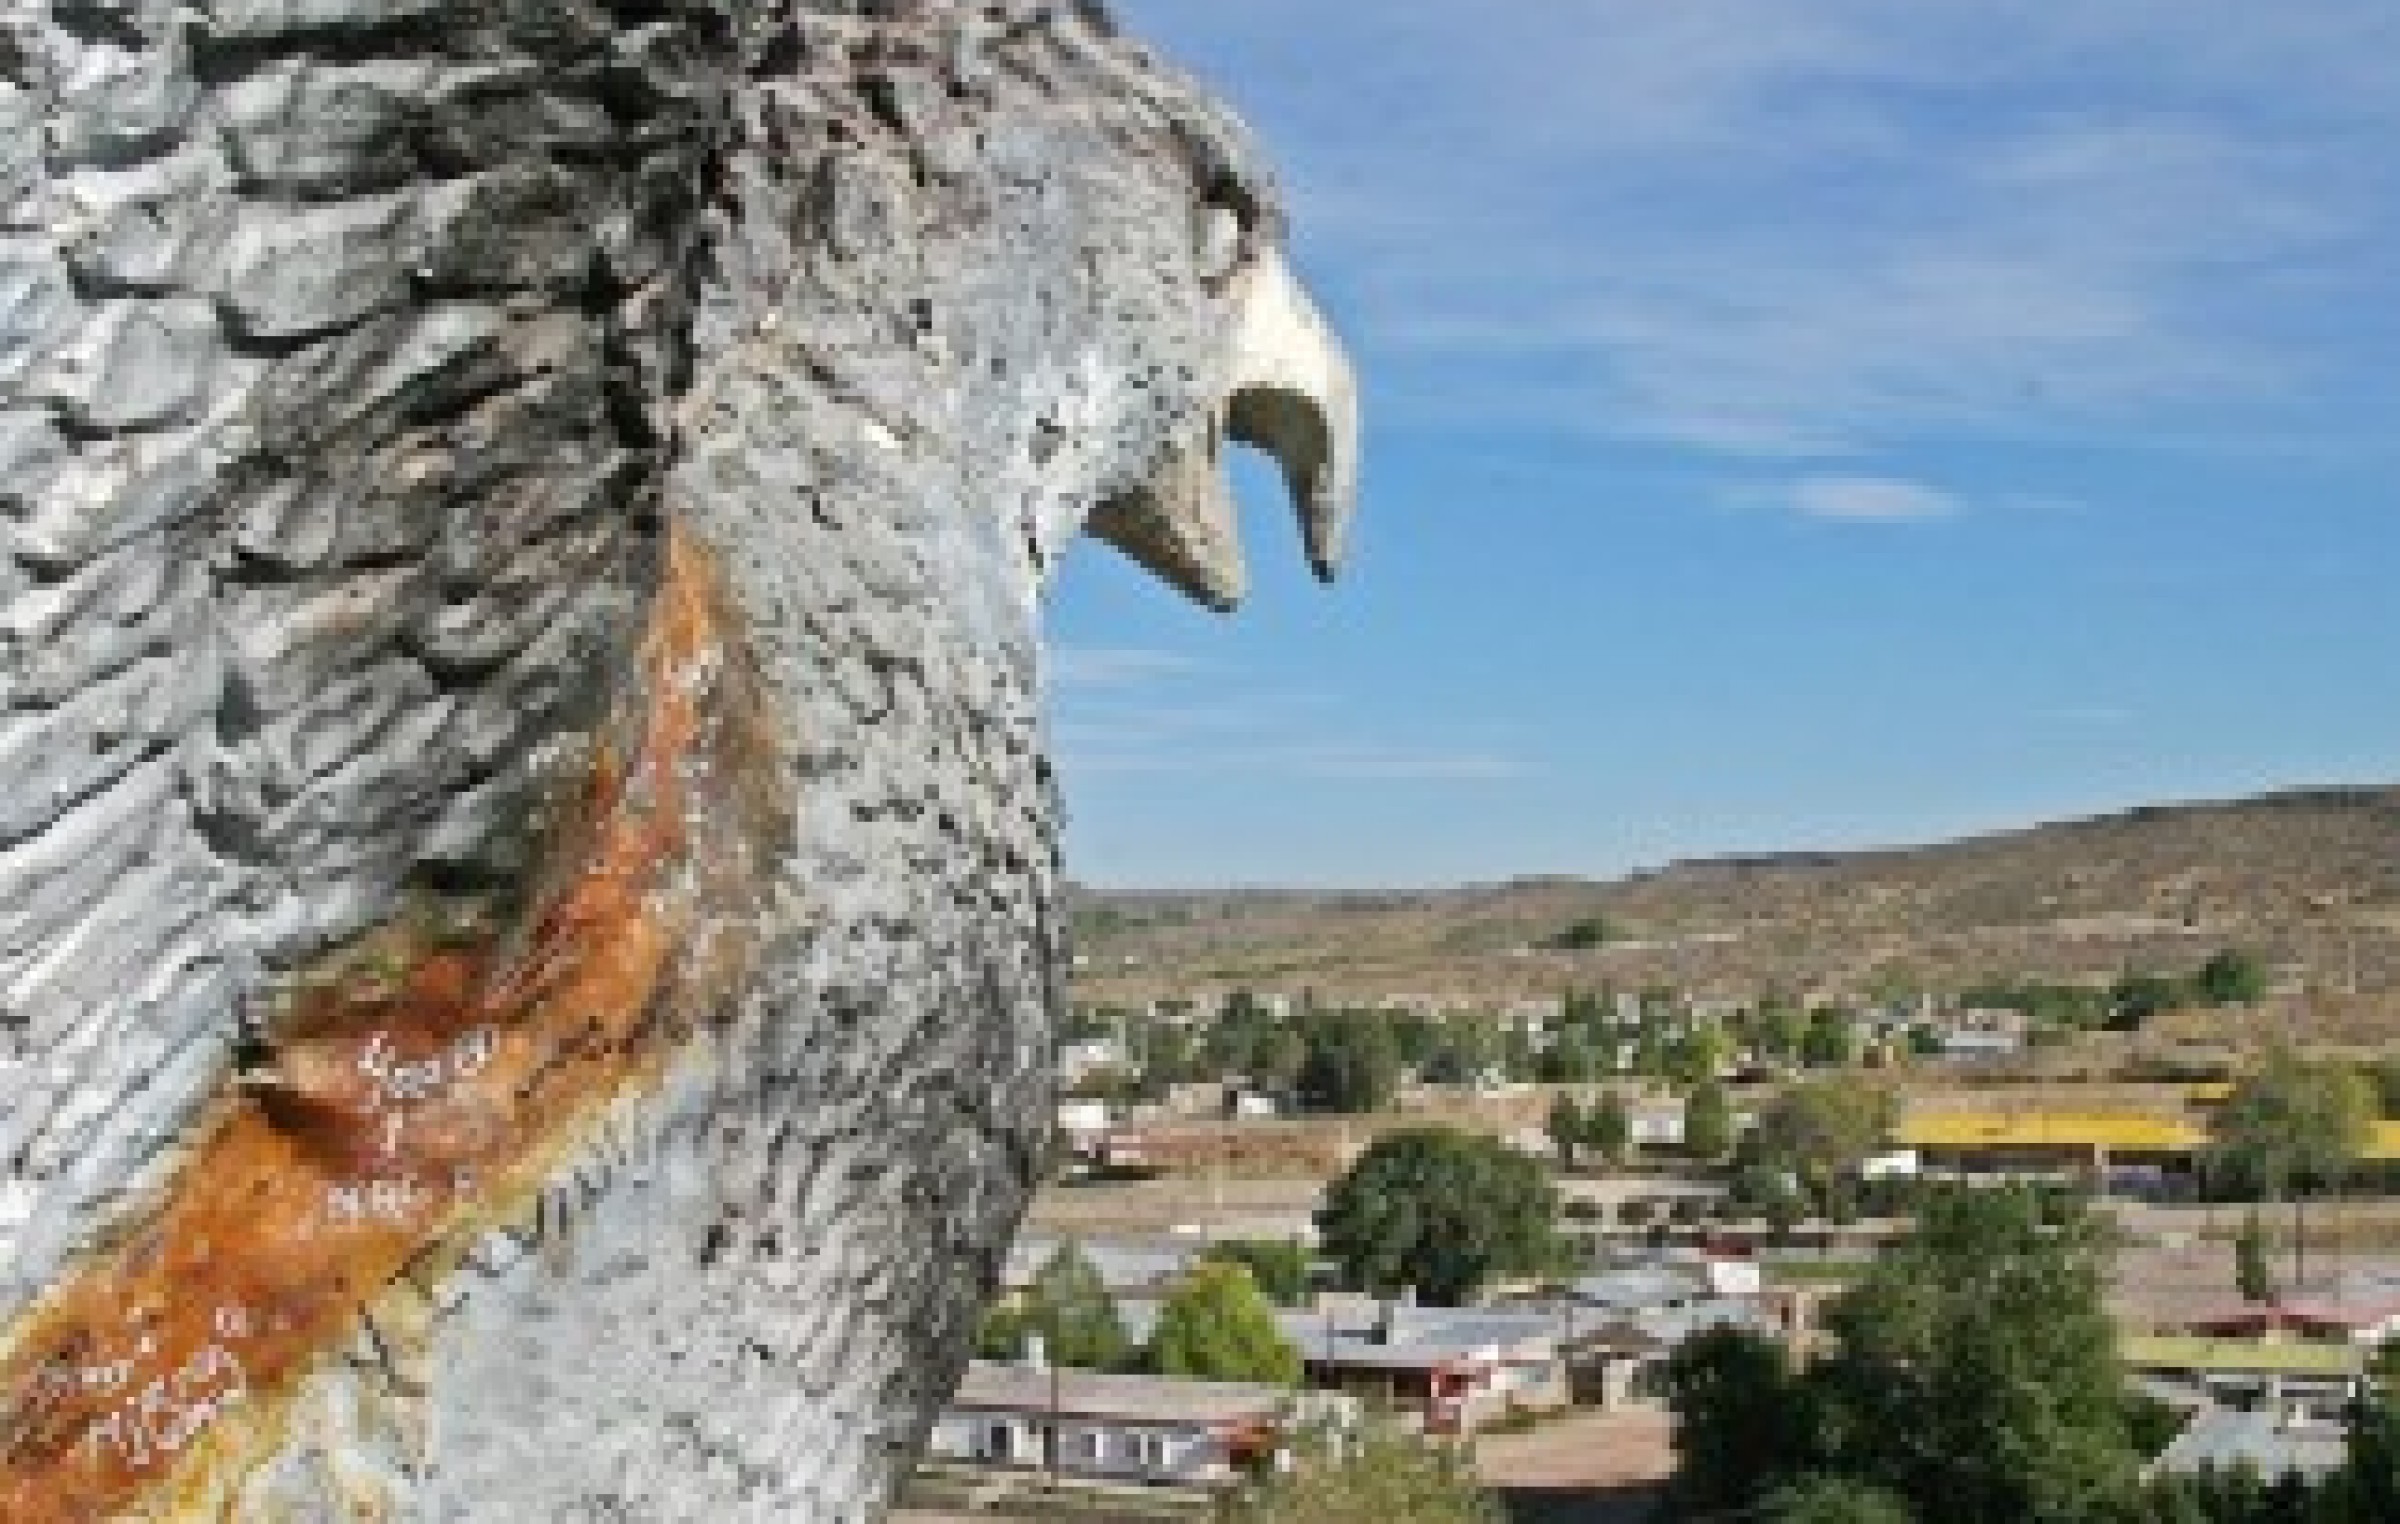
[2187,1298,2400,1336]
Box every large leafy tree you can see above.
[2332,1387,2400,1523]
[1750,1078,1896,1188]
[1147,1260,1301,1386]
[1811,1187,2139,1523]
[1662,1325,1825,1516]
[2212,1046,2372,1285]
[1315,1126,1559,1305]
[1018,1239,1133,1371]
[2212,1046,2372,1196]
[1203,1238,1313,1307]
[1764,1476,1915,1524]
[1295,1008,1402,1115]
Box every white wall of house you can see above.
[926,1413,1237,1485]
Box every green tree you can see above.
[1801,1008,1859,1068]
[1255,1024,1309,1096]
[2213,1046,2372,1192]
[1422,1019,1501,1089]
[2364,1056,2400,1121]
[1148,1260,1302,1386]
[1668,1025,1735,1088]
[1811,1187,2138,1523]
[1760,997,1810,1062]
[1752,1079,1896,1189]
[2235,1209,2274,1304]
[1296,1009,1402,1115]
[1544,1026,1604,1084]
[976,1300,1028,1361]
[1763,1475,1916,1524]
[1541,916,1615,952]
[2332,1387,2400,1522]
[2195,949,2269,1007]
[1133,1017,1199,1096]
[1545,1092,1585,1170]
[1020,1240,1133,1371]
[2111,971,2185,1030]
[1583,1089,1632,1165]
[2212,1046,2372,1284]
[1663,1324,1825,1515]
[1229,1412,1501,1524]
[1684,1078,1735,1160]
[1202,1239,1313,1308]
[1316,1127,1559,1306]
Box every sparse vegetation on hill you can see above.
[1068,785,2400,1018]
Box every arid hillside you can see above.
[1069,785,2400,1008]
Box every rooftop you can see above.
[2152,1406,2350,1480]
[950,1363,1291,1428]
[1005,1236,1203,1295]
[1279,1306,1560,1371]
[2120,1335,2366,1380]
[1899,1113,2400,1159]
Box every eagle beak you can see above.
[1090,248,1360,610]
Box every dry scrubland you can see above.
[1070,786,2400,1016]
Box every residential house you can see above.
[929,1361,1341,1487]
[1553,1253,1777,1406]
[1279,1300,1570,1435]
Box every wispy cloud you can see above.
[1069,738,1525,783]
[1788,475,1963,524]
[1051,646,1217,689]
[2042,703,2139,728]
[1051,662,1524,785]
[1135,0,2400,468]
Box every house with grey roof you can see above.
[928,1361,1347,1488]
[1277,1300,1570,1434]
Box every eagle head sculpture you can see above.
[0,2,1356,1517]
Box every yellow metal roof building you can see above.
[1898,1113,2400,1160]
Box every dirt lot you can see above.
[1478,1406,1672,1524]
[2107,1226,2400,1330]
[1029,1172,1326,1238]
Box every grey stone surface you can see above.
[0,3,1355,1519]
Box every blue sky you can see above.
[1049,0,2400,888]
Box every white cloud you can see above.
[1788,475,1962,523]
[2043,704,2138,728]
[1133,0,2400,464]
[1051,646,1214,689]
[1069,740,1524,783]
[1052,678,1522,784]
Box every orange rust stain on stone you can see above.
[0,528,769,1523]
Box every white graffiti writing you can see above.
[324,1177,424,1228]
[81,1344,245,1472]
[356,1027,496,1109]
